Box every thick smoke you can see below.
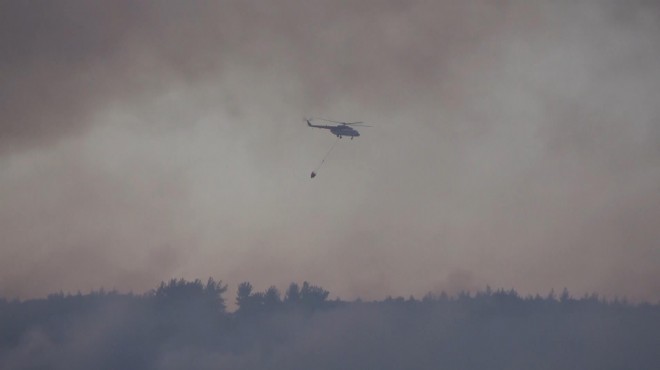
[1,1,659,301]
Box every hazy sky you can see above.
[1,1,659,302]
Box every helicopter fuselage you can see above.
[329,125,360,138]
[307,121,360,138]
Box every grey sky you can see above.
[1,1,659,302]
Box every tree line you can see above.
[1,278,659,370]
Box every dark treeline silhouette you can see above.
[1,279,659,369]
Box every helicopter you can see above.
[306,118,370,139]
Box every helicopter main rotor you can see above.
[312,118,372,127]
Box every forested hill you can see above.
[1,278,659,370]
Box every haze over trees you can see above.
[1,278,659,369]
